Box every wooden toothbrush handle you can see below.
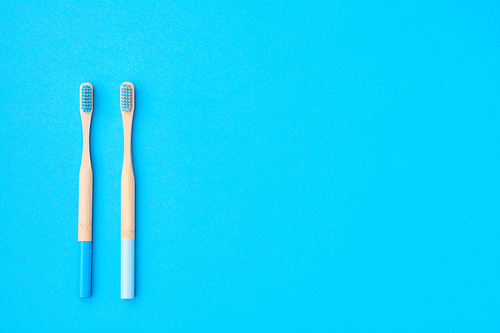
[78,112,93,242]
[121,110,135,239]
[121,164,135,238]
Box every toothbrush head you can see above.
[80,83,93,113]
[120,82,134,113]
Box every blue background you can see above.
[0,0,499,331]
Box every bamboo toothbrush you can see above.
[120,82,135,299]
[78,83,93,298]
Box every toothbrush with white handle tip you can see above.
[120,82,135,299]
[78,83,93,298]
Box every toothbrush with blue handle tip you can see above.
[79,83,93,298]
[121,82,135,299]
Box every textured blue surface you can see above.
[0,0,499,331]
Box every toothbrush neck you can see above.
[123,125,133,165]
[122,112,134,166]
[82,137,91,167]
[124,138,132,164]
[81,114,92,166]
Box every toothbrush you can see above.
[78,83,93,298]
[120,82,135,299]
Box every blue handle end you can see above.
[121,238,135,299]
[79,241,92,298]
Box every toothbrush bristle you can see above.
[80,84,92,112]
[120,83,133,112]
